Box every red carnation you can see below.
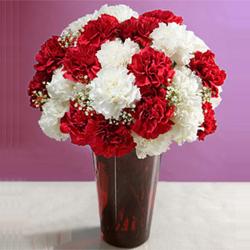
[28,71,50,109]
[132,97,175,139]
[60,102,90,146]
[63,44,101,83]
[86,115,136,158]
[28,79,44,96]
[189,50,226,97]
[142,10,183,25]
[140,85,167,100]
[119,16,159,47]
[28,71,48,95]
[30,36,65,109]
[128,47,174,88]
[78,14,119,49]
[35,36,65,76]
[197,102,217,140]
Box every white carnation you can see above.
[89,68,141,119]
[150,23,209,66]
[60,11,98,39]
[38,99,69,141]
[97,38,140,68]
[46,68,76,102]
[170,67,204,144]
[98,4,138,22]
[132,132,173,159]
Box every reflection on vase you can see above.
[94,150,160,248]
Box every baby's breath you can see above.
[120,110,134,125]
[71,86,94,116]
[107,110,134,126]
[32,90,48,108]
[58,30,81,48]
[201,86,212,103]
[165,86,181,106]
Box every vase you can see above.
[93,150,160,248]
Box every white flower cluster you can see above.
[38,99,69,141]
[97,39,139,68]
[97,4,139,22]
[89,68,140,120]
[170,67,204,145]
[150,23,208,66]
[46,68,75,101]
[39,68,80,141]
[89,38,141,120]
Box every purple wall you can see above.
[0,0,249,181]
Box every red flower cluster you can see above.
[128,47,175,140]
[142,10,183,25]
[189,50,226,97]
[28,36,65,108]
[140,85,167,100]
[119,16,159,47]
[63,14,118,84]
[60,104,136,157]
[63,45,101,83]
[60,102,90,146]
[132,97,174,139]
[78,14,119,49]
[35,36,65,76]
[197,102,217,140]
[128,47,174,88]
[28,72,49,109]
[86,116,136,158]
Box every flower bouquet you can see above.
[28,4,226,248]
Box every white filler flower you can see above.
[170,67,204,145]
[89,68,141,119]
[150,23,208,65]
[38,99,69,141]
[97,38,140,68]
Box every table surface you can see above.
[0,182,250,250]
